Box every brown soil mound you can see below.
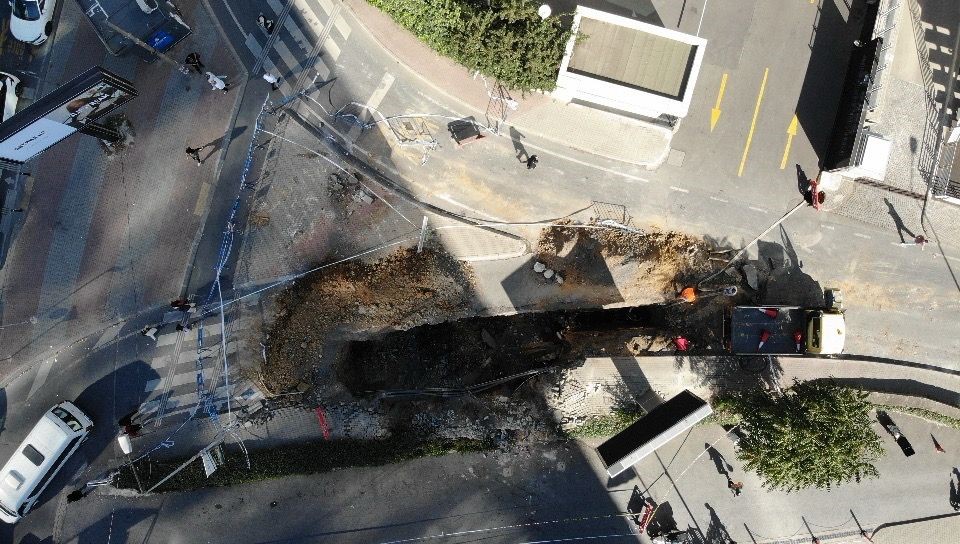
[262,248,475,391]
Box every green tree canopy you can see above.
[731,379,884,492]
[368,0,573,92]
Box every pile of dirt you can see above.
[262,248,475,392]
[535,221,720,299]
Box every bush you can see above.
[368,0,573,92]
[566,409,643,439]
[117,436,493,493]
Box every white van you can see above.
[0,402,93,523]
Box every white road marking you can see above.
[324,36,342,61]
[318,0,334,17]
[314,59,331,81]
[748,206,768,214]
[669,186,689,193]
[854,233,871,239]
[27,358,57,399]
[273,40,301,72]
[283,12,311,53]
[221,0,246,33]
[333,14,352,40]
[435,194,507,222]
[145,367,217,393]
[267,0,285,15]
[822,225,835,230]
[348,72,395,140]
[708,196,728,203]
[92,324,122,350]
[244,33,263,56]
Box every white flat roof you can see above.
[555,6,707,119]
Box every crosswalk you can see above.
[139,319,247,426]
[239,0,353,101]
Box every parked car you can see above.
[9,0,58,45]
[0,402,93,523]
[0,72,22,122]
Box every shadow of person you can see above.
[704,502,734,543]
[795,165,811,200]
[199,125,248,160]
[705,443,731,478]
[884,197,914,244]
[950,473,960,511]
[509,125,528,163]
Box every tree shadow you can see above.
[679,354,785,398]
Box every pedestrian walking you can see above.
[526,154,538,170]
[118,409,141,428]
[185,146,203,165]
[206,72,230,94]
[185,52,204,74]
[915,234,928,250]
[727,479,743,496]
[262,72,280,91]
[258,13,275,34]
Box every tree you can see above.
[730,379,884,492]
[369,0,573,92]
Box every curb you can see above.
[338,0,669,170]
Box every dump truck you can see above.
[725,288,845,355]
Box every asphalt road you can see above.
[1,0,959,541]
[46,411,960,544]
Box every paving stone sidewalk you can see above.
[340,0,673,169]
[0,0,247,377]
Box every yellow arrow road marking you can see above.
[780,115,800,170]
[738,68,769,177]
[710,73,728,131]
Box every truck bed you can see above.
[729,306,807,354]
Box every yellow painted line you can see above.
[737,67,769,177]
[780,115,799,169]
[710,73,728,131]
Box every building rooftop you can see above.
[567,17,696,100]
[554,6,706,120]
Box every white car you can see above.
[9,0,58,45]
[0,72,22,122]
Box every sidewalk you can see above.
[554,354,960,423]
[0,0,246,378]
[340,0,673,169]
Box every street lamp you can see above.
[538,4,551,19]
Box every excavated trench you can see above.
[336,304,670,397]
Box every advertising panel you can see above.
[0,66,137,163]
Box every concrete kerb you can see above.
[338,0,670,170]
